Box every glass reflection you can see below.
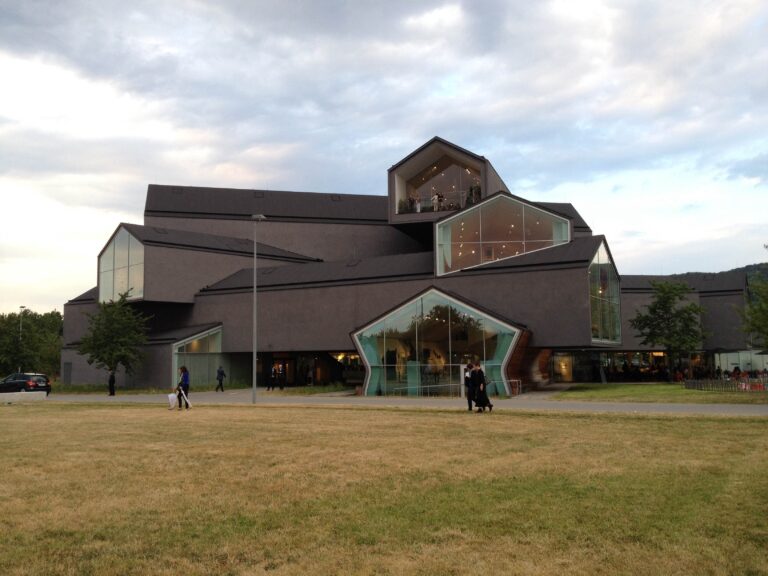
[354,290,519,398]
[99,228,145,302]
[589,242,621,342]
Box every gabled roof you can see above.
[201,251,435,293]
[537,202,591,233]
[353,285,529,334]
[388,136,486,172]
[145,184,387,223]
[147,323,222,345]
[120,223,320,262]
[621,270,747,293]
[432,190,590,232]
[476,235,609,273]
[66,286,98,304]
[200,235,607,295]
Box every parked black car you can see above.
[0,373,51,395]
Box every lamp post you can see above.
[252,214,266,403]
[18,305,26,372]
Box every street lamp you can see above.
[18,305,26,372]
[252,214,266,403]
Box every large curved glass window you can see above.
[353,289,521,397]
[437,195,570,275]
[589,242,621,343]
[397,155,482,214]
[99,228,144,302]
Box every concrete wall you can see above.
[190,265,593,354]
[701,292,748,350]
[129,344,173,389]
[434,268,591,347]
[143,246,254,303]
[619,289,746,351]
[61,347,111,387]
[61,344,172,389]
[143,216,427,262]
[190,291,254,353]
[62,299,99,346]
[619,292,652,350]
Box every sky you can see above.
[1,0,766,314]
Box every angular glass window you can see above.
[98,227,145,302]
[173,327,224,389]
[589,242,621,343]
[353,288,523,397]
[437,194,571,275]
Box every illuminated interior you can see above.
[397,154,482,214]
[436,194,570,275]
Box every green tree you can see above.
[77,293,150,380]
[742,277,768,349]
[629,281,704,371]
[0,310,62,376]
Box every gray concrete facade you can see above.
[61,137,755,389]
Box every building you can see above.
[61,137,761,393]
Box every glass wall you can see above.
[174,330,223,389]
[589,242,621,343]
[397,155,482,214]
[436,195,570,275]
[353,289,520,397]
[99,227,144,302]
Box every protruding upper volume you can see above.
[388,137,509,224]
[435,192,572,276]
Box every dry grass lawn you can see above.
[1,403,767,575]
[555,382,768,404]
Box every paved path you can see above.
[43,388,768,417]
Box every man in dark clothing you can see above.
[215,366,226,392]
[108,371,116,396]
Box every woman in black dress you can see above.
[472,364,493,412]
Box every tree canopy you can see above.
[77,292,150,375]
[0,310,62,376]
[629,281,704,367]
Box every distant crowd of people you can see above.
[604,361,768,383]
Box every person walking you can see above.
[177,365,191,410]
[108,370,116,396]
[472,364,493,413]
[215,366,226,392]
[464,363,475,412]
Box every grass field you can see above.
[555,382,768,404]
[54,382,355,395]
[1,404,767,575]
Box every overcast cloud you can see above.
[0,0,766,313]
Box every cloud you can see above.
[726,153,768,185]
[1,0,767,312]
